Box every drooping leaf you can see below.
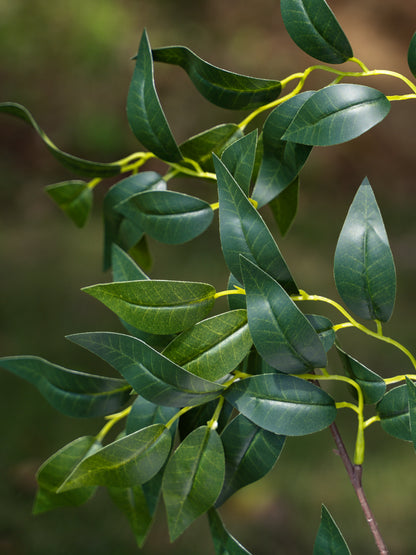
[252,91,314,207]
[208,508,253,555]
[241,257,327,373]
[225,373,336,436]
[59,424,171,491]
[0,356,131,417]
[406,378,416,452]
[116,190,214,244]
[82,280,216,334]
[221,130,258,196]
[68,332,224,407]
[0,102,122,177]
[162,310,252,381]
[336,346,386,404]
[280,0,353,64]
[214,155,298,294]
[282,85,390,146]
[268,176,299,236]
[407,32,416,79]
[216,414,285,506]
[45,181,92,228]
[126,396,178,435]
[127,30,181,162]
[33,436,99,514]
[377,385,411,441]
[152,46,281,110]
[313,505,351,555]
[179,400,233,440]
[305,315,335,353]
[162,426,225,541]
[334,178,396,322]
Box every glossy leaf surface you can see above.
[68,332,224,407]
[334,178,396,322]
[208,509,252,555]
[377,385,411,441]
[0,356,131,417]
[313,505,351,554]
[406,378,416,451]
[305,314,335,353]
[127,31,182,162]
[214,155,297,294]
[83,280,216,334]
[280,0,353,64]
[153,46,281,110]
[282,85,390,146]
[221,130,258,196]
[162,426,225,540]
[241,258,326,373]
[225,373,336,436]
[268,177,299,236]
[45,181,92,228]
[408,32,416,79]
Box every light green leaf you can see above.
[162,310,252,381]
[152,46,281,110]
[59,424,171,491]
[225,373,336,436]
[268,176,299,236]
[45,181,92,228]
[82,279,216,334]
[406,378,416,452]
[282,85,390,146]
[334,178,396,322]
[162,426,225,541]
[241,257,327,373]
[377,385,411,441]
[127,30,182,162]
[208,508,253,555]
[280,0,353,64]
[0,102,122,177]
[0,356,131,417]
[408,32,416,79]
[313,505,351,554]
[221,130,258,196]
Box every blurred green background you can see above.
[1,1,416,553]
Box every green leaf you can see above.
[162,426,225,541]
[241,257,327,373]
[336,346,386,404]
[208,508,253,555]
[179,400,233,440]
[68,332,224,407]
[162,310,253,381]
[0,102,123,177]
[268,177,299,236]
[227,274,247,311]
[116,190,214,245]
[280,0,353,64]
[45,181,92,228]
[334,178,396,322]
[305,314,335,353]
[221,130,258,196]
[59,424,171,491]
[33,436,99,514]
[126,396,178,435]
[127,30,182,162]
[214,155,298,294]
[313,505,351,555]
[282,85,390,146]
[152,46,281,110]
[408,32,416,79]
[216,414,285,506]
[252,91,314,207]
[0,356,131,417]
[225,373,336,436]
[406,378,416,452]
[82,279,216,334]
[377,385,411,441]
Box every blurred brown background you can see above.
[1,1,416,553]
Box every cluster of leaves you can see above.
[2,0,416,553]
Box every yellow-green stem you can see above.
[207,396,225,430]
[95,405,132,443]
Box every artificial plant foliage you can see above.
[313,505,351,555]
[45,180,92,228]
[208,508,253,555]
[221,130,258,196]
[408,32,416,79]
[376,385,412,441]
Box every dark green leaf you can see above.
[82,279,216,334]
[162,310,252,381]
[221,130,258,196]
[225,373,336,435]
[127,31,182,162]
[268,177,299,236]
[208,508,253,555]
[337,346,386,404]
[216,414,285,506]
[282,85,390,146]
[313,505,351,555]
[152,46,281,110]
[68,332,224,407]
[241,257,327,373]
[408,32,416,79]
[162,426,225,540]
[227,274,247,311]
[305,315,335,353]
[334,178,396,322]
[45,181,92,228]
[126,396,178,435]
[59,424,171,491]
[128,235,153,274]
[406,378,416,452]
[179,400,233,440]
[377,385,411,441]
[280,0,353,64]
[214,155,298,294]
[116,190,214,244]
[0,356,131,417]
[0,102,122,177]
